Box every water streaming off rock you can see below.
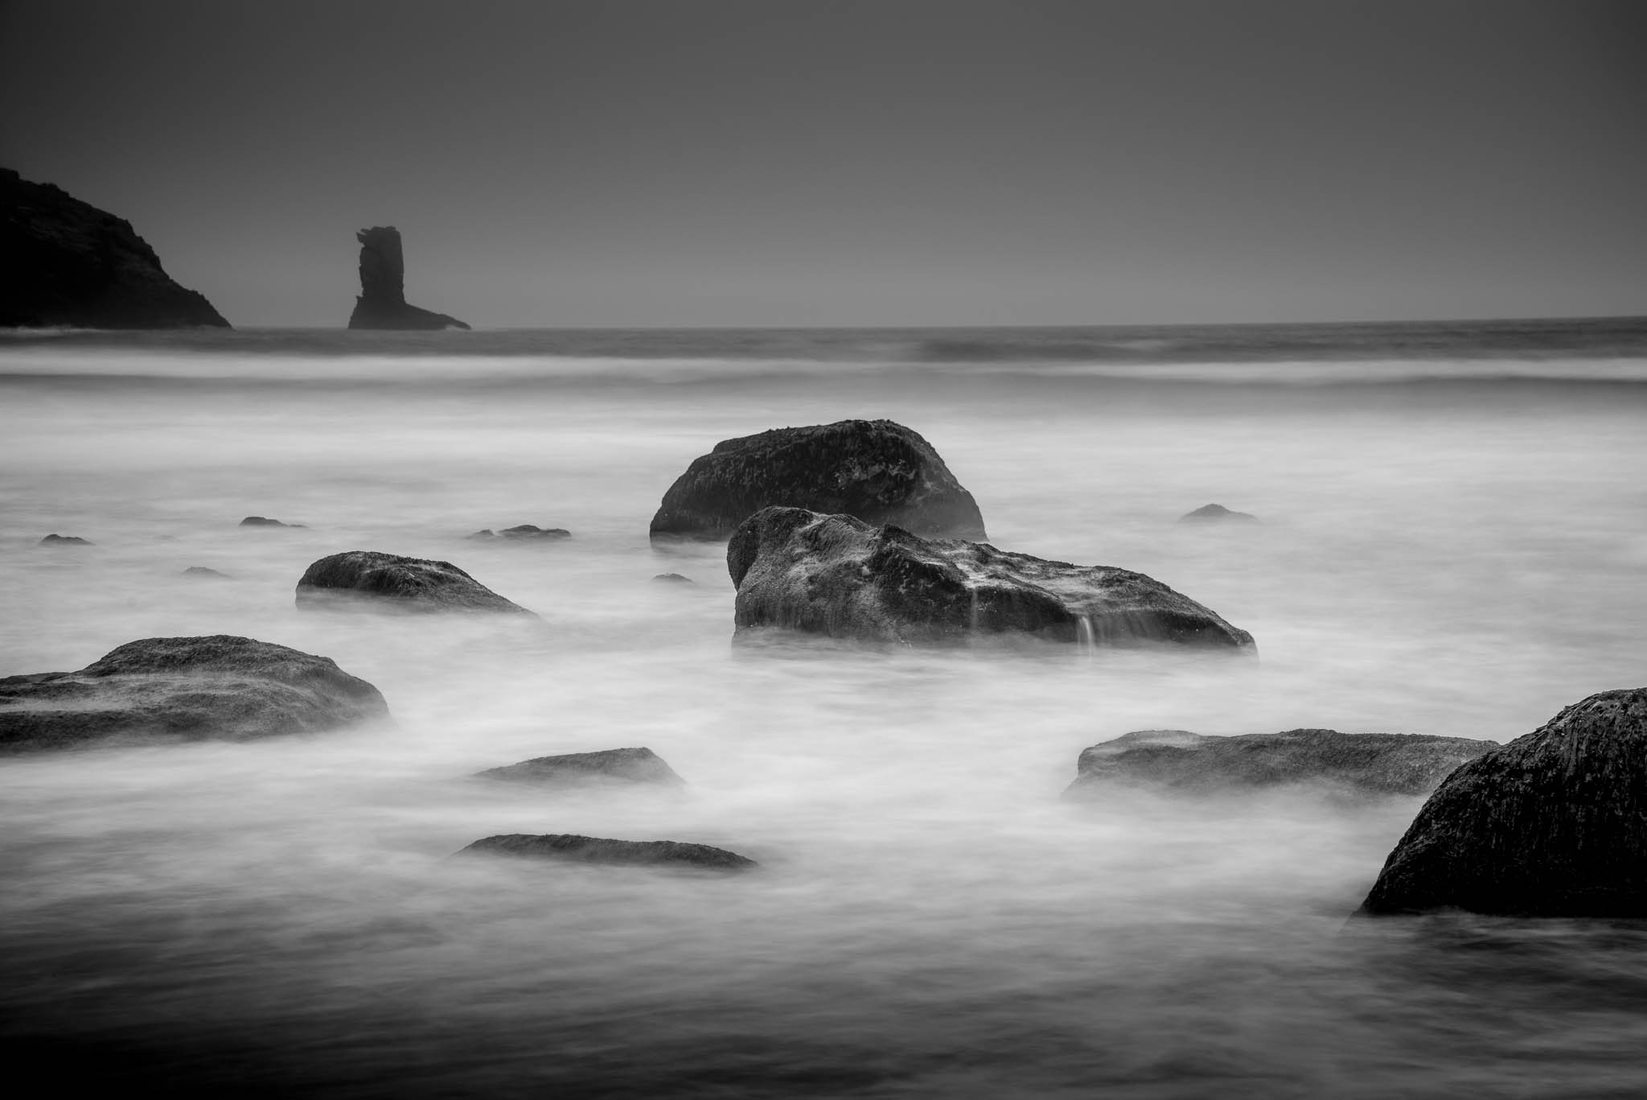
[3,323,1646,1096]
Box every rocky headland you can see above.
[1,167,229,329]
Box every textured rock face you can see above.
[0,635,388,753]
[476,746,684,786]
[1180,503,1259,524]
[346,226,469,330]
[458,833,756,871]
[1,167,230,329]
[728,507,1255,649]
[1066,728,1493,799]
[1358,688,1647,917]
[296,551,534,614]
[650,419,987,543]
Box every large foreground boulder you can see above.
[728,507,1255,649]
[0,635,388,753]
[1066,728,1494,799]
[650,419,987,543]
[346,226,469,330]
[475,746,684,787]
[1358,688,1647,917]
[458,833,755,871]
[1,167,230,328]
[296,551,534,614]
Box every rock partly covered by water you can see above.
[39,534,92,546]
[295,551,534,614]
[728,507,1256,649]
[650,419,987,543]
[1180,503,1259,524]
[1357,688,1647,917]
[240,516,303,528]
[0,635,388,753]
[476,746,685,787]
[466,525,571,542]
[458,833,756,871]
[346,226,469,331]
[1,167,230,329]
[1066,728,1494,798]
[182,566,232,579]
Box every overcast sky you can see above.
[3,0,1643,327]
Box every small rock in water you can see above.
[0,634,389,753]
[1065,728,1494,799]
[1357,687,1647,917]
[295,550,535,615]
[1179,503,1259,524]
[39,534,92,546]
[466,525,571,541]
[458,833,756,871]
[728,506,1254,650]
[182,566,232,579]
[650,418,988,543]
[240,516,304,528]
[476,746,685,787]
[652,573,695,585]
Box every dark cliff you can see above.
[347,226,469,330]
[0,167,230,329]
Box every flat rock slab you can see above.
[1358,687,1647,917]
[0,634,389,753]
[476,746,684,786]
[1066,728,1494,798]
[296,550,535,614]
[728,506,1255,649]
[650,419,987,543]
[459,833,756,871]
[466,525,571,541]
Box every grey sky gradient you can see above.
[3,0,1644,327]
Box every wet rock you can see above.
[650,419,987,543]
[0,634,388,753]
[181,566,232,579]
[458,833,756,871]
[346,226,469,331]
[1180,503,1259,524]
[1065,728,1493,799]
[239,516,304,528]
[296,550,534,614]
[728,507,1255,649]
[476,746,685,787]
[466,525,571,541]
[1,167,230,329]
[1357,688,1647,917]
[652,573,695,584]
[39,534,92,546]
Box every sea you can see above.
[2,317,1646,1097]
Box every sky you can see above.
[2,0,1644,328]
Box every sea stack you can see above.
[0,167,230,329]
[347,226,470,331]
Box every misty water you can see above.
[3,323,1647,1097]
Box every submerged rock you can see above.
[0,167,230,329]
[181,566,232,579]
[458,833,756,871]
[728,506,1255,649]
[650,419,987,543]
[39,534,92,546]
[0,634,388,753]
[476,746,685,787]
[1065,728,1493,799]
[652,573,695,585]
[466,525,571,542]
[346,226,469,331]
[1357,688,1647,917]
[1180,503,1259,524]
[239,516,304,528]
[296,550,534,614]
